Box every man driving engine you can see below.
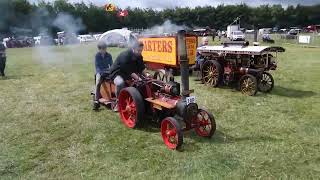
[110,41,149,100]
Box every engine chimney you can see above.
[177,30,189,97]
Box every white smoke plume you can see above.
[53,13,85,37]
[32,12,87,66]
[142,20,187,35]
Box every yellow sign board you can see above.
[186,36,197,65]
[141,37,177,65]
[140,36,197,66]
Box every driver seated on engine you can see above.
[109,41,150,110]
[191,37,209,80]
[196,37,209,68]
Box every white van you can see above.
[230,31,245,41]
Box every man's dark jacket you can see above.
[109,49,145,80]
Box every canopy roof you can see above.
[197,45,285,55]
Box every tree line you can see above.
[0,0,320,37]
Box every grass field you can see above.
[0,42,319,179]
[243,33,320,47]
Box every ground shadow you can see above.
[271,86,316,98]
[178,140,201,152]
[187,130,283,145]
[0,74,34,80]
[192,78,317,98]
[138,121,161,133]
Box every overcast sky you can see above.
[28,0,320,8]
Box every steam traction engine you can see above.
[93,31,216,150]
[197,41,285,96]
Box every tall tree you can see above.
[1,0,320,37]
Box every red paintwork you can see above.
[118,90,137,128]
[161,118,179,149]
[193,110,213,137]
[224,65,233,74]
[146,62,170,70]
[153,92,180,106]
[96,76,215,150]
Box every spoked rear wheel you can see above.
[194,109,216,138]
[258,72,274,93]
[161,117,183,150]
[118,87,145,128]
[239,74,258,96]
[201,60,222,87]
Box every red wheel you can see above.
[161,117,183,150]
[118,87,144,128]
[194,109,216,137]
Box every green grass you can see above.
[240,33,320,47]
[0,43,319,179]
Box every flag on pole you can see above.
[105,3,116,12]
[117,10,128,17]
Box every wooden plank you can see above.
[145,97,176,109]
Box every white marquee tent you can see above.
[99,28,136,47]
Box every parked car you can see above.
[227,25,240,39]
[272,27,279,33]
[262,34,275,43]
[288,29,298,35]
[3,36,34,48]
[304,25,320,33]
[78,35,95,43]
[93,34,102,40]
[230,31,245,41]
[193,28,213,36]
[34,36,41,45]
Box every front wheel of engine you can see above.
[239,74,258,96]
[161,117,183,150]
[258,72,274,93]
[194,109,216,138]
